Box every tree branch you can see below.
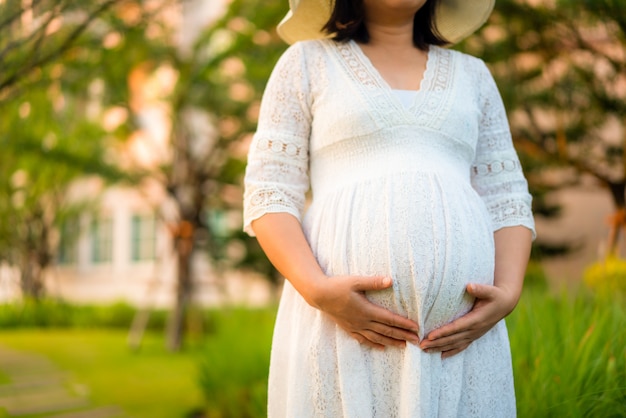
[0,0,45,33]
[0,0,64,62]
[562,17,625,75]
[0,0,122,96]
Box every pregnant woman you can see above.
[243,0,535,416]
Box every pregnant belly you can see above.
[304,175,495,337]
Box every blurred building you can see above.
[48,181,272,308]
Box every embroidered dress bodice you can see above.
[244,39,535,418]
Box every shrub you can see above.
[197,308,276,418]
[524,261,549,290]
[508,288,626,417]
[0,298,74,328]
[0,299,168,330]
[583,257,626,294]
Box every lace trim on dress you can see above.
[247,188,305,210]
[330,41,397,126]
[415,47,455,130]
[243,186,307,235]
[254,137,308,162]
[423,47,450,93]
[487,197,535,237]
[335,41,381,88]
[328,42,455,129]
[472,159,521,176]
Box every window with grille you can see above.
[131,214,156,262]
[58,219,79,265]
[91,217,113,263]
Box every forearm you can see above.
[492,225,533,313]
[251,213,326,307]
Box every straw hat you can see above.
[277,0,495,45]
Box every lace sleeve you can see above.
[243,43,312,236]
[470,60,536,239]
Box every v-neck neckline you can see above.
[328,39,454,128]
[348,39,435,112]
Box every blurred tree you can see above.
[461,0,626,256]
[139,0,287,350]
[0,0,132,298]
[0,91,114,298]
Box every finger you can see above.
[351,330,397,350]
[466,283,497,300]
[360,329,407,348]
[368,321,421,345]
[421,331,474,351]
[368,303,420,334]
[441,343,471,359]
[425,312,479,340]
[350,332,385,350]
[425,338,472,354]
[352,275,393,292]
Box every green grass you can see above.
[508,289,626,417]
[0,329,204,418]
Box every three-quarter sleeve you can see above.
[243,43,312,236]
[470,61,536,238]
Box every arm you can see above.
[244,44,419,349]
[420,58,535,358]
[420,226,531,358]
[252,213,420,350]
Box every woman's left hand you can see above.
[418,282,518,359]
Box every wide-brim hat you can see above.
[277,0,495,45]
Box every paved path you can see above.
[0,346,127,418]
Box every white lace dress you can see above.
[243,39,535,418]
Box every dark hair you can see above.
[322,0,449,51]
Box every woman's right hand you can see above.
[310,274,421,350]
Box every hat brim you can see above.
[277,0,334,45]
[277,0,495,45]
[436,0,495,44]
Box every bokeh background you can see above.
[0,0,624,417]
